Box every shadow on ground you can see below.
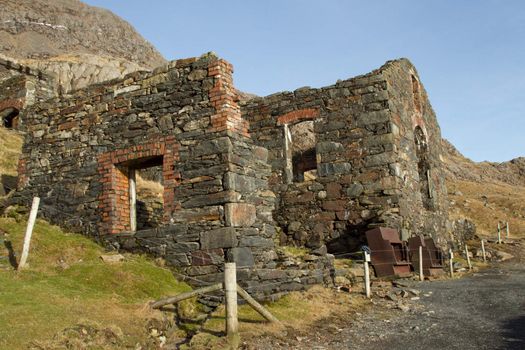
[501,314,525,350]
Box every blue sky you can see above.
[84,0,525,162]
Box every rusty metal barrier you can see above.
[365,227,411,278]
[408,235,444,277]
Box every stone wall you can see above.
[13,54,449,298]
[0,56,56,129]
[14,53,333,299]
[241,59,449,253]
[382,59,449,244]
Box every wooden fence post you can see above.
[151,283,222,309]
[224,262,239,343]
[497,222,502,244]
[449,249,454,278]
[481,239,486,262]
[363,251,371,298]
[18,197,40,270]
[236,286,280,323]
[418,245,424,281]
[129,169,137,232]
[465,244,472,271]
[506,222,509,239]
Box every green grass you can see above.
[0,216,192,348]
[279,245,309,258]
[0,214,369,349]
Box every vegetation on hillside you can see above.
[0,212,370,349]
[0,216,192,349]
[447,179,525,239]
[0,127,23,176]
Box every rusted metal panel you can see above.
[365,227,411,278]
[408,235,444,277]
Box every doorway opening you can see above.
[289,120,317,182]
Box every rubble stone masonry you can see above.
[13,54,448,299]
[241,59,448,254]
[14,53,333,299]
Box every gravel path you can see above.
[245,262,525,350]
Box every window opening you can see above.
[411,75,421,113]
[290,120,317,182]
[414,126,433,210]
[1,108,19,129]
[123,156,164,231]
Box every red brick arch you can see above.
[276,108,320,126]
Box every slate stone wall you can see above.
[14,53,333,299]
[241,59,449,252]
[13,54,448,298]
[381,59,449,244]
[0,57,56,129]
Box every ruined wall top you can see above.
[0,54,56,83]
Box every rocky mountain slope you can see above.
[442,139,525,187]
[0,0,166,92]
[10,53,146,93]
[0,0,165,67]
[442,139,525,237]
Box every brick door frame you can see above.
[97,136,180,235]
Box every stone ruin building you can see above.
[0,56,56,129]
[4,53,449,298]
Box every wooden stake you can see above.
[481,239,486,262]
[18,197,40,270]
[465,244,472,271]
[363,251,371,298]
[418,245,424,281]
[129,169,137,232]
[236,286,280,323]
[151,283,222,309]
[224,263,239,343]
[497,222,501,244]
[449,249,454,278]
[506,222,509,239]
[283,123,293,184]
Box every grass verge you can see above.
[0,216,192,349]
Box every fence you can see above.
[151,262,280,344]
[357,236,499,299]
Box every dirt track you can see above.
[245,261,525,350]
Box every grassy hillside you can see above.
[0,214,371,349]
[447,179,525,239]
[0,216,192,349]
[442,139,525,240]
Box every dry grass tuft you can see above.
[136,173,163,200]
[183,286,370,349]
[0,127,23,176]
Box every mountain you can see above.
[0,0,165,67]
[442,139,525,237]
[442,139,525,187]
[0,0,166,92]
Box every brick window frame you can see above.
[279,109,320,183]
[97,136,180,235]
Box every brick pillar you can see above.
[208,59,249,137]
